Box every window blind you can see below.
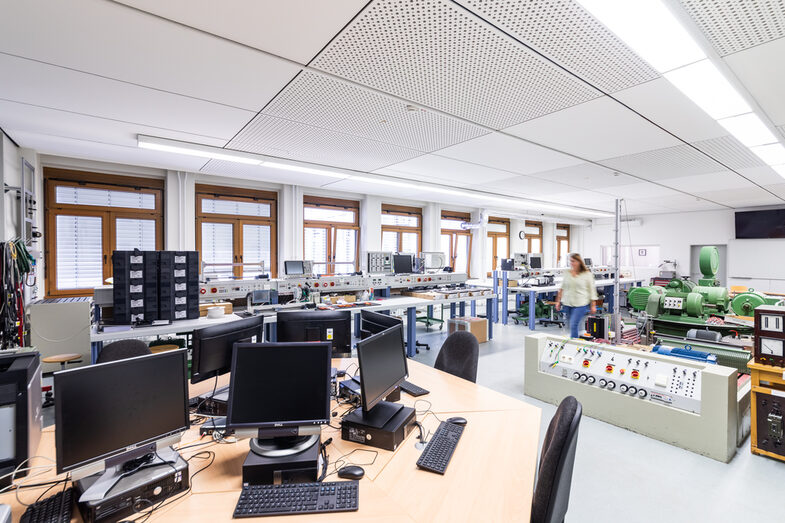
[201,198,271,217]
[56,215,103,290]
[115,218,156,250]
[56,186,155,209]
[201,222,234,278]
[242,224,271,278]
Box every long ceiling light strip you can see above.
[137,135,614,217]
[577,0,785,178]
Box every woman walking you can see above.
[555,253,598,339]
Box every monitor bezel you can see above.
[284,260,305,275]
[190,316,264,384]
[355,324,409,413]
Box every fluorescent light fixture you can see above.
[751,143,785,165]
[137,135,262,165]
[718,113,778,147]
[264,161,350,179]
[771,164,785,178]
[576,0,705,72]
[664,60,751,119]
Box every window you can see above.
[440,211,472,277]
[381,204,421,255]
[486,217,510,276]
[556,224,571,267]
[196,184,278,279]
[304,196,359,274]
[45,168,164,297]
[523,220,543,255]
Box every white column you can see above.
[360,195,382,270]
[422,202,441,252]
[510,218,527,255]
[542,221,556,266]
[471,209,488,277]
[278,185,303,265]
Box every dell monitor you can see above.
[227,342,331,457]
[584,257,593,267]
[191,316,264,385]
[393,254,413,274]
[284,260,305,275]
[55,350,189,499]
[276,309,352,357]
[359,309,402,340]
[529,253,543,269]
[355,324,408,428]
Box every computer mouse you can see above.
[337,465,365,480]
[447,416,468,426]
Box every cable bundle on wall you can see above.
[1,239,35,349]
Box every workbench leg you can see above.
[406,306,417,357]
[516,293,522,310]
[501,271,509,325]
[607,285,615,315]
[91,341,102,364]
[529,290,536,331]
[492,270,499,324]
[450,303,456,319]
[459,301,466,317]
[486,298,494,339]
[470,299,476,317]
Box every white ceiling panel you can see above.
[547,190,620,205]
[0,0,301,112]
[9,130,207,172]
[317,178,434,200]
[226,114,420,172]
[199,160,351,188]
[766,183,785,199]
[311,0,601,129]
[434,133,582,175]
[262,71,488,152]
[0,53,256,140]
[634,194,726,212]
[526,162,638,189]
[505,96,681,161]
[659,171,755,193]
[679,0,785,56]
[114,0,369,64]
[691,135,766,170]
[614,78,727,142]
[601,183,683,200]
[454,0,658,92]
[724,37,785,126]
[620,200,680,215]
[465,175,573,197]
[694,186,784,207]
[736,166,785,186]
[374,155,519,186]
[599,144,725,181]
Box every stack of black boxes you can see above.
[112,250,199,324]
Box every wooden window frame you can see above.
[556,223,571,266]
[524,220,543,254]
[440,210,473,277]
[486,216,510,277]
[303,195,360,274]
[44,168,164,298]
[195,183,278,279]
[381,204,422,254]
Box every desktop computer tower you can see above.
[241,439,320,485]
[0,352,42,489]
[341,405,416,451]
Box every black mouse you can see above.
[447,416,468,426]
[337,465,365,480]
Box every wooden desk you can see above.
[1,360,540,522]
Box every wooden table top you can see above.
[1,358,540,522]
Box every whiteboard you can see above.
[727,239,785,280]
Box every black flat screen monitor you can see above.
[393,254,413,274]
[284,260,305,275]
[355,324,408,413]
[226,342,331,430]
[276,310,351,356]
[54,350,189,474]
[735,209,785,239]
[529,254,543,269]
[359,309,402,339]
[191,316,264,384]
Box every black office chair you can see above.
[434,331,479,383]
[96,339,152,364]
[531,396,582,523]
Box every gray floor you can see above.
[412,320,785,523]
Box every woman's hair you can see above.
[570,253,589,273]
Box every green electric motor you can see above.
[698,246,721,287]
[730,290,780,316]
[645,291,705,318]
[665,278,696,293]
[693,286,730,313]
[628,286,664,311]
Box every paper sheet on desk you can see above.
[100,325,133,333]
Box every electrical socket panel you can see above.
[664,296,684,310]
[539,337,702,414]
[199,279,273,300]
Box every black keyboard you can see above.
[400,380,429,397]
[416,421,464,474]
[233,481,359,518]
[20,487,73,523]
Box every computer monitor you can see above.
[392,254,413,274]
[276,310,352,357]
[359,309,402,339]
[355,324,408,428]
[227,342,331,456]
[191,316,264,384]
[584,257,593,267]
[54,350,189,477]
[284,260,305,275]
[529,253,543,269]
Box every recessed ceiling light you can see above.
[771,164,785,178]
[137,135,262,165]
[751,143,785,165]
[717,112,778,147]
[663,60,751,119]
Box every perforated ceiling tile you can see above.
[599,144,724,180]
[691,135,766,170]
[226,114,421,172]
[679,0,785,56]
[526,162,637,189]
[454,0,659,92]
[311,0,601,129]
[262,71,488,152]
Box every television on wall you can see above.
[735,209,785,239]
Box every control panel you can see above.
[502,266,615,281]
[663,296,684,310]
[277,275,368,294]
[367,251,394,274]
[539,337,702,414]
[199,279,274,301]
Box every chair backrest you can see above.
[96,339,152,364]
[531,396,582,523]
[434,331,479,383]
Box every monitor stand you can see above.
[349,401,403,429]
[250,435,319,458]
[78,445,180,503]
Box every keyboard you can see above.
[20,487,73,523]
[400,380,429,397]
[233,481,359,518]
[416,421,464,474]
